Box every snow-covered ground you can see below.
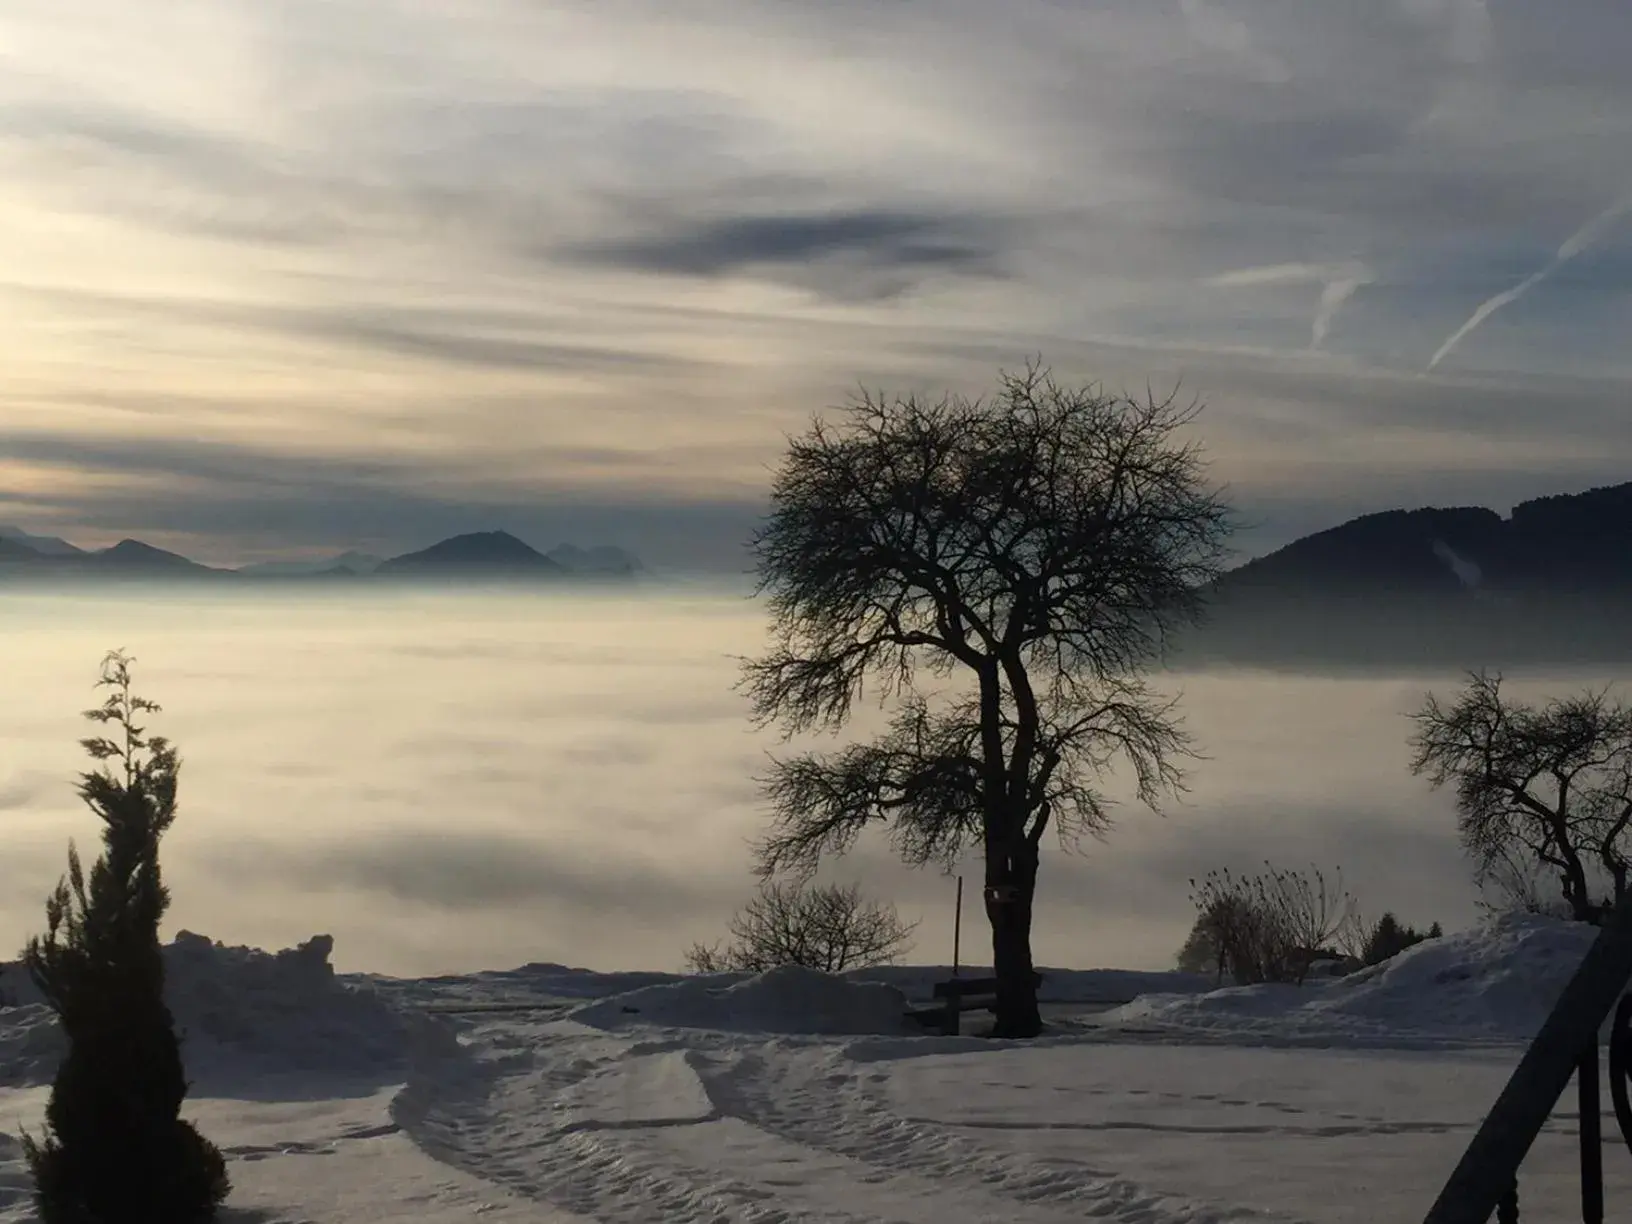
[0,914,1624,1223]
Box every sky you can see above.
[2,0,1630,571]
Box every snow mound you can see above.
[570,964,913,1036]
[1102,913,1599,1045]
[0,931,457,1086]
[848,964,1214,1003]
[1318,913,1597,1036]
[463,963,689,1000]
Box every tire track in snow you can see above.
[397,1017,1313,1223]
[394,1023,899,1223]
[689,1040,1306,1224]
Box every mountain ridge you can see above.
[1180,479,1632,667]
[2,481,1630,668]
[373,530,566,577]
[0,528,644,583]
[0,525,85,557]
[1212,479,1632,598]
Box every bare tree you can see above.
[684,881,917,974]
[1264,863,1360,982]
[1188,871,1280,984]
[1188,864,1359,985]
[1334,904,1372,967]
[1408,671,1632,923]
[744,362,1233,1036]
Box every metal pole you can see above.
[952,875,963,979]
[1424,897,1632,1224]
[1580,1040,1603,1224]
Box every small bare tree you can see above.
[1263,863,1360,981]
[1188,864,1358,985]
[1177,895,1250,984]
[1408,671,1632,923]
[685,881,918,975]
[1188,870,1282,984]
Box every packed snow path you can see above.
[391,1014,1632,1224]
[398,1017,1255,1224]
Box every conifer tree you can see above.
[23,650,229,1223]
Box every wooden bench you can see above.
[906,972,1046,1036]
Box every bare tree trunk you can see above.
[988,843,1041,1038]
[1561,856,1594,923]
[1545,805,1597,923]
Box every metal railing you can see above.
[1424,898,1632,1224]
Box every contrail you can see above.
[1310,272,1371,351]
[1425,273,1546,373]
[1427,193,1632,372]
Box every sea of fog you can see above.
[1,583,1626,979]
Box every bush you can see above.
[22,652,229,1223]
[1186,863,1360,986]
[686,881,917,974]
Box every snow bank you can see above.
[456,963,688,1000]
[356,961,1214,1015]
[352,962,692,1013]
[570,964,913,1036]
[1317,913,1597,1036]
[0,931,456,1086]
[1101,913,1600,1045]
[848,964,1215,1003]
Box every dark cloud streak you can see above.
[562,207,1013,301]
[206,830,744,916]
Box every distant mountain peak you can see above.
[98,538,203,567]
[0,525,85,557]
[374,530,564,577]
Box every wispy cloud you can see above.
[1205,261,1375,351]
[1427,192,1632,372]
[1310,278,1361,350]
[1206,263,1333,288]
[1177,0,1290,83]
